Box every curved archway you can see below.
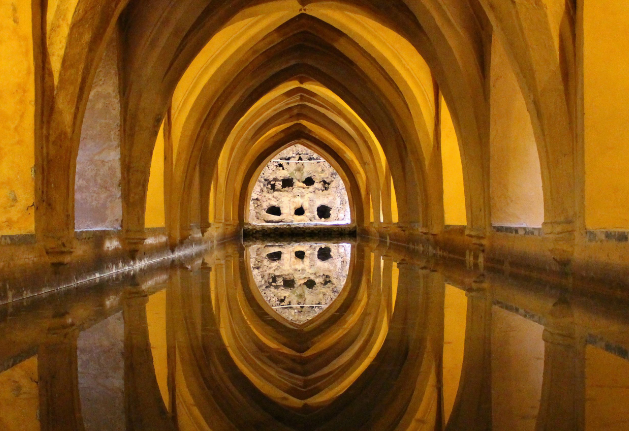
[233,126,369,230]
[119,1,482,250]
[169,39,427,244]
[209,85,387,230]
[245,144,352,226]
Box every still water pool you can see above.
[1,239,628,430]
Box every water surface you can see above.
[1,239,629,430]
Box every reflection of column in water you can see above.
[536,297,585,431]
[446,275,492,431]
[38,312,85,431]
[123,283,176,431]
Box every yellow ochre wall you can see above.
[490,37,544,228]
[0,0,35,235]
[584,0,629,229]
[441,96,467,226]
[390,176,398,224]
[146,122,166,228]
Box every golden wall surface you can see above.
[0,0,35,235]
[441,97,467,226]
[490,38,544,228]
[146,122,166,229]
[584,0,629,229]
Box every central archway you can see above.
[248,144,351,225]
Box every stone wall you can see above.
[75,35,123,230]
[249,145,350,224]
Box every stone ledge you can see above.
[75,229,120,240]
[586,230,629,243]
[493,225,543,236]
[0,234,37,246]
[243,224,356,240]
[0,230,213,306]
[587,334,629,360]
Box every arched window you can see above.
[248,145,350,225]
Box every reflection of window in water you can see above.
[248,242,352,324]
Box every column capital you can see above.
[44,235,75,266]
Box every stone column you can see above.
[535,297,585,431]
[38,312,85,431]
[123,284,176,431]
[446,276,492,431]
[543,221,576,277]
[427,271,446,431]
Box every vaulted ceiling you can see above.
[34,0,577,261]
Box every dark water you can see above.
[1,239,629,431]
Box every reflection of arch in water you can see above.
[169,243,445,429]
[246,242,352,325]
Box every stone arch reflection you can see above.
[166,242,444,430]
[247,242,352,325]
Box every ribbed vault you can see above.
[31,0,577,265]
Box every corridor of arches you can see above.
[1,0,629,429]
[0,0,628,290]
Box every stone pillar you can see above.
[38,312,85,431]
[124,231,147,260]
[360,222,381,247]
[388,224,406,245]
[123,284,176,431]
[446,276,492,431]
[543,221,576,275]
[535,297,585,431]
[426,271,447,430]
[465,228,487,272]
[399,222,425,250]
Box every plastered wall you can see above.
[490,38,544,229]
[390,176,398,224]
[77,312,125,430]
[0,0,35,235]
[145,122,166,228]
[0,355,38,431]
[584,0,629,229]
[441,96,467,226]
[491,307,544,431]
[147,290,169,409]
